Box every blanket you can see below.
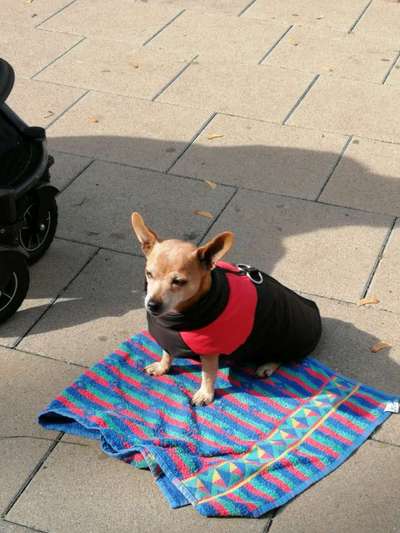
[39,331,397,517]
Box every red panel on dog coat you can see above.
[180,261,257,356]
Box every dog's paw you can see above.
[144,362,169,376]
[191,388,214,406]
[256,362,280,378]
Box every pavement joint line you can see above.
[1,433,64,519]
[315,135,353,201]
[197,187,239,245]
[360,217,397,299]
[142,9,186,47]
[50,151,235,191]
[282,74,320,125]
[13,247,100,349]
[151,55,198,102]
[218,111,400,148]
[0,436,88,447]
[54,236,144,259]
[348,0,373,33]
[166,111,218,172]
[34,0,79,29]
[2,519,49,533]
[370,438,400,449]
[263,509,278,532]
[315,198,396,218]
[3,343,90,369]
[57,158,96,194]
[238,0,257,17]
[31,36,86,80]
[382,49,400,85]
[258,25,294,65]
[45,89,90,130]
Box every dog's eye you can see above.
[146,271,153,279]
[172,278,187,287]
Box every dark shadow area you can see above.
[1,135,398,393]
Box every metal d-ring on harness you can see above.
[236,264,264,285]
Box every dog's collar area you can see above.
[146,266,229,331]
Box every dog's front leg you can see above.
[145,351,173,376]
[192,354,219,406]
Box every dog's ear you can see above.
[131,212,160,256]
[196,232,234,269]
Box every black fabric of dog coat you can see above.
[147,261,322,365]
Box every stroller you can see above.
[0,58,58,324]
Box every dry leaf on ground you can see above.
[43,110,54,119]
[88,116,99,123]
[205,180,217,189]
[207,133,224,141]
[371,340,392,353]
[357,296,380,306]
[194,210,213,219]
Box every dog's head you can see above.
[131,212,234,316]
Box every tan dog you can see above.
[131,212,322,407]
[131,212,233,406]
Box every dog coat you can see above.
[147,261,322,364]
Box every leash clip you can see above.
[237,264,264,285]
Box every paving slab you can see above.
[0,23,81,79]
[0,346,82,438]
[287,76,400,143]
[6,436,270,533]
[47,91,211,171]
[309,295,400,397]
[264,25,398,84]
[0,438,48,516]
[268,440,400,533]
[146,11,289,64]
[0,239,95,347]
[204,189,392,302]
[40,0,182,44]
[0,344,83,516]
[134,0,250,15]
[320,137,400,217]
[158,61,315,122]
[37,39,194,99]
[1,0,74,28]
[55,160,234,253]
[366,219,400,315]
[6,77,85,129]
[354,0,400,37]
[171,114,347,198]
[242,0,370,32]
[50,151,93,192]
[18,250,147,366]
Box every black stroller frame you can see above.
[0,58,58,323]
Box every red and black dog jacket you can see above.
[147,261,322,365]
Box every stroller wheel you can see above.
[19,196,58,264]
[0,253,29,324]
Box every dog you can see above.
[131,212,322,406]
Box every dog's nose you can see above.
[147,299,162,314]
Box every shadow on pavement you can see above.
[1,135,398,393]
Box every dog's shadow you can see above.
[171,317,400,397]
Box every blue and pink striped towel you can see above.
[39,331,397,517]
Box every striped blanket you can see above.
[39,331,397,517]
